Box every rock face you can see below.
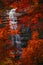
[0,0,43,65]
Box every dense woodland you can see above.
[0,0,43,65]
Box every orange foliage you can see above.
[0,0,43,65]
